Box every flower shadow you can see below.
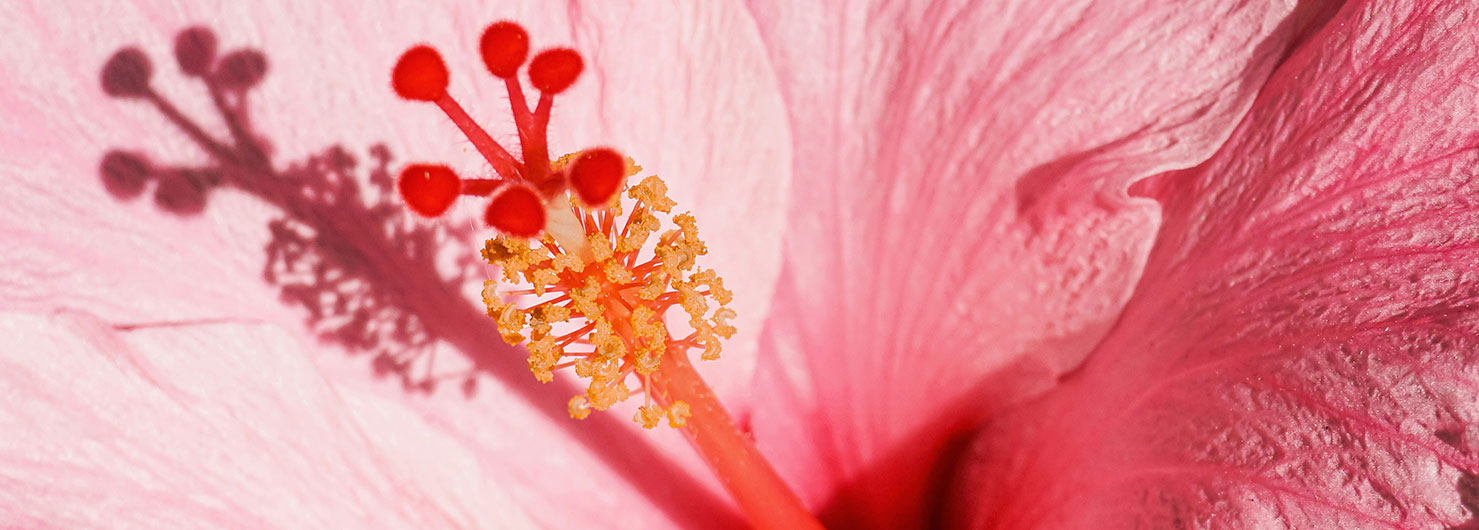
[97,26,739,528]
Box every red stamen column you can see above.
[651,351,824,530]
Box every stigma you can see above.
[391,22,735,428]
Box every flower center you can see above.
[484,162,735,428]
[391,22,735,428]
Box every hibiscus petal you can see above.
[0,311,539,528]
[742,0,1325,524]
[948,1,1479,527]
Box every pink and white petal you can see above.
[0,2,780,528]
[0,310,538,529]
[949,1,1479,527]
[740,0,1330,525]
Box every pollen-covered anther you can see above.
[568,396,592,420]
[667,401,691,428]
[481,163,737,428]
[635,405,663,429]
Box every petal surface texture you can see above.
[741,0,1323,525]
[0,312,537,529]
[0,2,787,528]
[950,1,1479,528]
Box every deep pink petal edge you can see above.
[949,1,1479,527]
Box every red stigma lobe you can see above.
[398,164,460,217]
[213,50,267,90]
[480,22,530,79]
[528,48,583,94]
[174,27,216,78]
[101,48,153,98]
[485,185,545,237]
[569,148,625,206]
[392,46,449,102]
[392,21,626,237]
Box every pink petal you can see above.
[1,2,786,528]
[742,0,1331,525]
[0,311,538,528]
[948,1,1479,527]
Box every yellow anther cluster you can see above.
[481,160,736,428]
[634,400,691,429]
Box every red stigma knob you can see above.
[101,48,153,98]
[392,46,450,102]
[485,185,546,237]
[174,27,217,77]
[569,148,625,206]
[212,50,267,90]
[398,164,461,217]
[99,151,152,199]
[528,48,583,94]
[480,22,530,79]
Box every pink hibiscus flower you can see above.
[1,0,1473,528]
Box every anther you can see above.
[392,45,450,102]
[481,171,737,427]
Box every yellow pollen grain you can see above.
[568,396,592,420]
[712,307,738,339]
[637,272,668,301]
[629,175,676,213]
[589,233,614,262]
[603,260,634,284]
[667,401,691,428]
[619,211,661,254]
[635,404,663,429]
[530,269,558,295]
[482,156,737,428]
[532,304,570,323]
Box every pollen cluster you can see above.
[482,157,735,428]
